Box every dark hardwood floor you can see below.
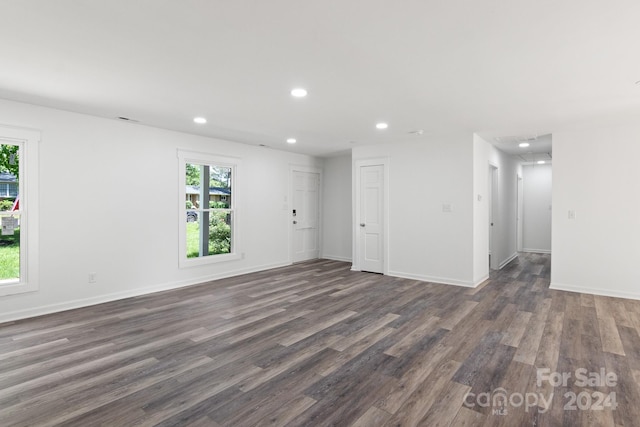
[1,253,639,426]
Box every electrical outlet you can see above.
[88,272,97,283]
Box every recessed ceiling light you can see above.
[291,88,307,98]
[376,122,388,130]
[286,138,297,144]
[193,117,207,124]
[519,142,530,148]
[537,160,546,164]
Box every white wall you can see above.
[0,98,323,322]
[473,135,520,283]
[352,133,475,286]
[552,124,640,299]
[522,164,552,253]
[322,154,352,262]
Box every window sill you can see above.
[179,252,242,269]
[0,280,38,297]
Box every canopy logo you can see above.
[463,388,551,415]
[463,367,618,416]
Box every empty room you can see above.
[1,1,640,426]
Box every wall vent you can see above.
[116,116,139,123]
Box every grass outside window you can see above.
[0,228,19,280]
[186,212,231,258]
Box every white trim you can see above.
[176,149,241,162]
[321,254,352,263]
[289,164,323,174]
[0,125,40,297]
[289,165,323,264]
[522,248,551,254]
[0,261,291,323]
[180,251,242,267]
[550,282,640,301]
[388,270,476,288]
[473,275,490,287]
[488,163,499,270]
[353,157,389,275]
[498,252,519,270]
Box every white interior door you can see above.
[292,170,320,263]
[358,164,384,273]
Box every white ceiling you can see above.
[492,133,552,164]
[1,1,639,157]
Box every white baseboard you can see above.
[387,270,475,288]
[473,275,490,287]
[498,252,519,269]
[0,261,291,323]
[522,248,551,254]
[321,254,352,263]
[550,282,640,301]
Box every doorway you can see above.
[291,168,320,263]
[517,174,524,252]
[521,163,552,253]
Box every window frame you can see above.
[177,149,241,268]
[0,126,40,297]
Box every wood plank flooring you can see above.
[1,253,640,426]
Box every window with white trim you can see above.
[0,127,39,296]
[178,150,240,267]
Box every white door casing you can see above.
[489,164,499,270]
[291,169,320,263]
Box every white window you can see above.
[178,150,240,267]
[0,126,39,296]
[0,182,18,197]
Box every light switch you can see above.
[568,210,576,220]
[442,204,452,213]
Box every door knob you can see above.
[360,223,365,227]
[293,220,297,224]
